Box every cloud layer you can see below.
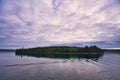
[0,0,120,48]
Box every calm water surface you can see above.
[0,51,120,80]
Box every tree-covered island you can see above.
[16,46,104,59]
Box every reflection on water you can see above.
[0,51,120,80]
[15,52,104,61]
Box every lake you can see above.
[0,51,120,80]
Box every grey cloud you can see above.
[52,0,62,10]
[0,0,120,48]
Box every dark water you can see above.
[0,51,120,80]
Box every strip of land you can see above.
[0,49,15,52]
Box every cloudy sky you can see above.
[0,0,120,49]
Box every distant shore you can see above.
[103,49,120,52]
[0,49,16,52]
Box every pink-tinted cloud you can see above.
[0,0,120,48]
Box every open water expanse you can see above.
[0,51,120,80]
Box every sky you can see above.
[0,0,120,49]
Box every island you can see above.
[15,46,104,60]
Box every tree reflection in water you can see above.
[15,52,104,61]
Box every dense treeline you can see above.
[16,46,104,54]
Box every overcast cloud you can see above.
[0,0,120,49]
